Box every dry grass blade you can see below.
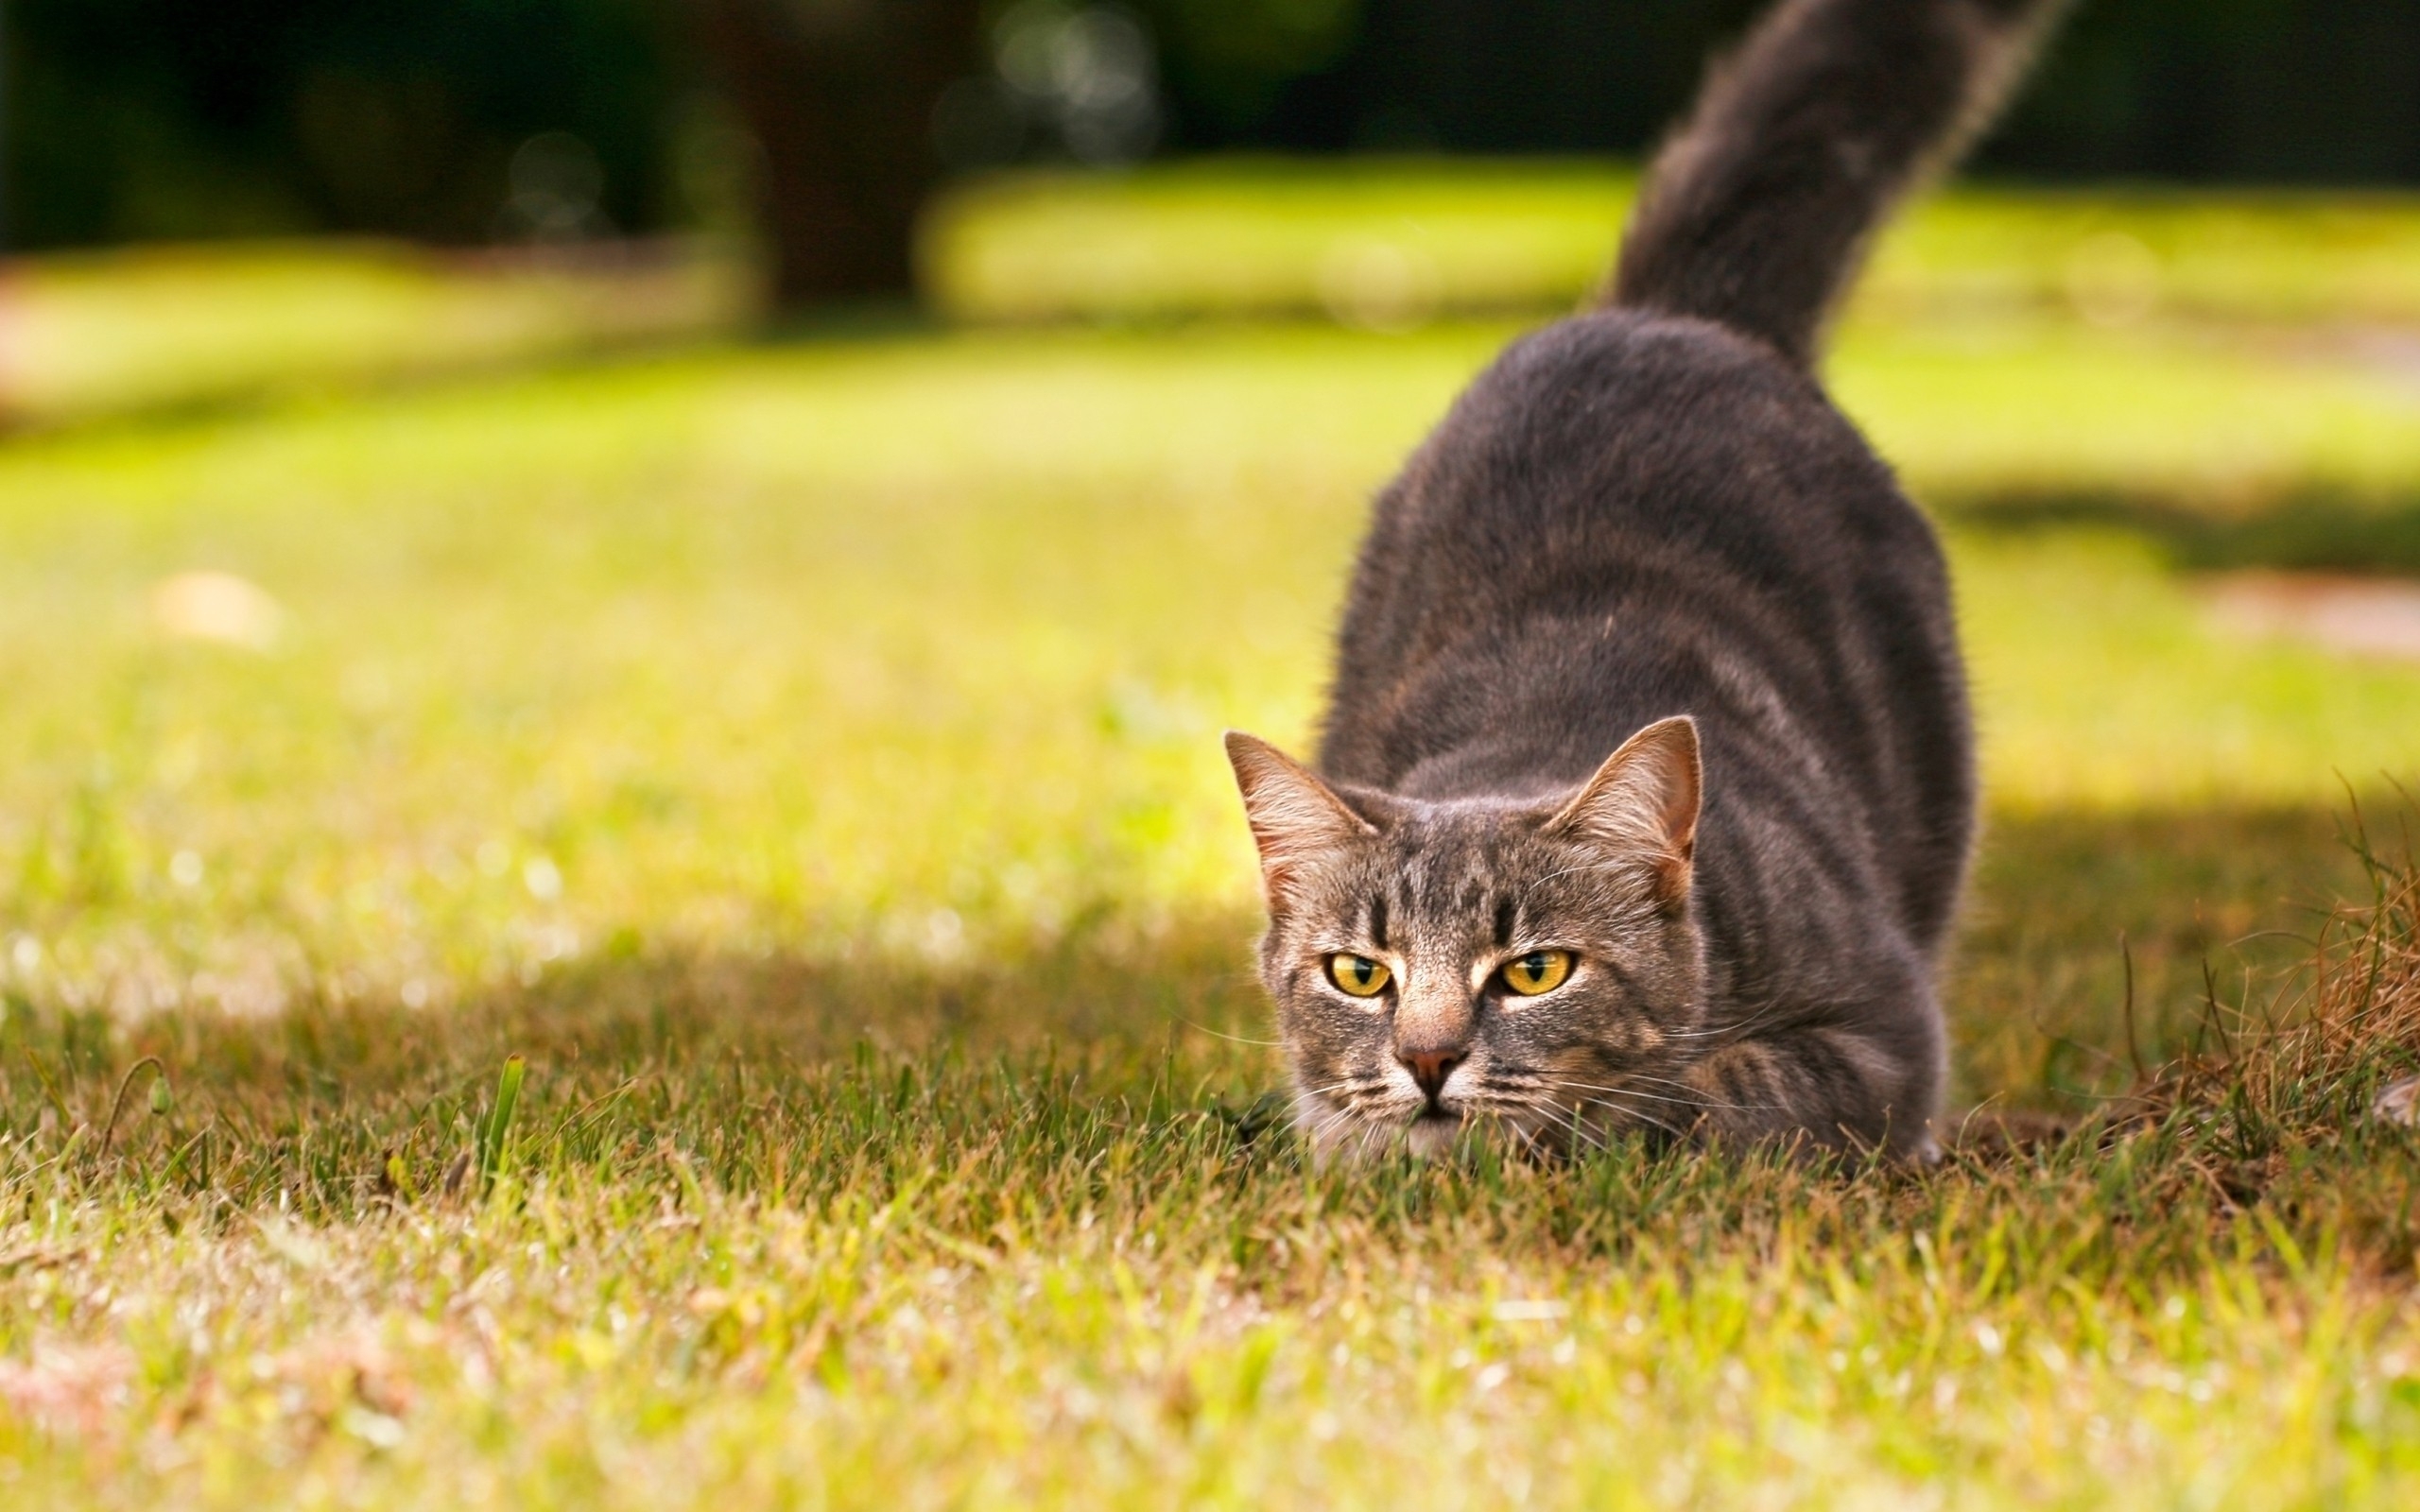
[2095,833,2420,1205]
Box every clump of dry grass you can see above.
[1954,816,2420,1270]
[2120,813,2420,1126]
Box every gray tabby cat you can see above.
[1225,0,2069,1161]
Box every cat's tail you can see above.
[1607,0,2067,367]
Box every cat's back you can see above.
[1337,309,1935,659]
[1320,308,1972,944]
[1327,306,1955,747]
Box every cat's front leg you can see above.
[1680,1026,1942,1160]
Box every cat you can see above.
[1225,0,2069,1162]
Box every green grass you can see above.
[0,238,748,426]
[6,178,2420,1504]
[15,158,2420,433]
[928,159,2420,328]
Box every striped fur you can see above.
[1227,0,2069,1162]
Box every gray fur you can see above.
[1614,0,2073,367]
[1226,0,2068,1161]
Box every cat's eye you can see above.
[1327,954,1392,997]
[1500,950,1574,996]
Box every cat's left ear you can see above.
[1545,716,1702,903]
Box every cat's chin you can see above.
[1402,1111,1466,1160]
[1303,1107,1478,1164]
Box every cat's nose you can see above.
[1400,1048,1463,1101]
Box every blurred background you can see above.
[10,0,2420,409]
[14,1,2420,252]
[5,0,2420,1099]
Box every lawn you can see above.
[5,168,2420,1506]
[930,159,2420,328]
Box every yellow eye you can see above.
[1327,954,1392,998]
[1500,950,1574,996]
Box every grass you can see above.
[14,156,2420,429]
[0,238,748,427]
[5,168,2420,1504]
[928,159,2420,328]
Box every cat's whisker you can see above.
[1471,1098,1548,1156]
[1614,1072,1788,1115]
[1524,1097,1591,1156]
[1547,1076,1705,1107]
[1548,1075,1771,1114]
[1301,1088,1360,1115]
[1658,998,1794,1040]
[1349,1118,1392,1162]
[1556,1101,1618,1154]
[1180,1020,1287,1048]
[1500,1091,1593,1155]
[1567,1070,1722,1102]
[1303,1104,1365,1153]
[1568,1091,1684,1143]
[1293,1074,1382,1102]
[1524,1076,1690,1138]
[1614,1070,1780,1108]
[1478,1083,1551,1101]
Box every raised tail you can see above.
[1608,0,2068,367]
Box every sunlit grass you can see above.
[1840,319,2420,503]
[7,1032,2418,1508]
[0,238,748,426]
[13,161,2420,433]
[1,318,2413,1074]
[3,248,2419,1503]
[1960,531,2420,808]
[929,159,2420,328]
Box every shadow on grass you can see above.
[1954,799,2381,1109]
[0,799,2400,1233]
[1947,486,2420,576]
[0,916,1280,1209]
[6,913,1271,1108]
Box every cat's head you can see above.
[1224,717,1708,1160]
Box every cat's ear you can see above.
[1224,731,1374,908]
[1545,716,1702,903]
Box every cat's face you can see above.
[1226,718,1708,1160]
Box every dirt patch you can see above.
[2203,570,2420,660]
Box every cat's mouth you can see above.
[1292,1087,1488,1160]
[1401,1105,1465,1158]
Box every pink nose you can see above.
[1400,1049,1462,1100]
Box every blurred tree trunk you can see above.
[689,0,985,308]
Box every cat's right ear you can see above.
[1223,731,1374,909]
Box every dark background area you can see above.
[2,0,680,248]
[7,0,2420,253]
[1261,0,2420,179]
